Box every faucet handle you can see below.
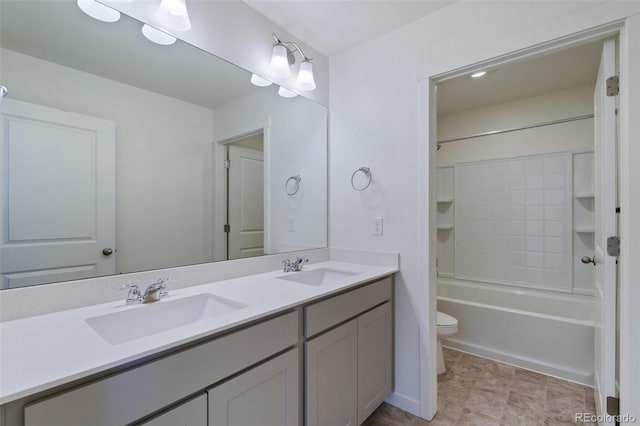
[114,282,142,304]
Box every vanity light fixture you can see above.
[155,0,191,32]
[278,86,298,98]
[270,33,316,91]
[77,0,121,22]
[0,86,7,105]
[142,24,177,45]
[250,74,273,87]
[471,71,487,78]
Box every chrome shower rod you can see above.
[437,114,595,144]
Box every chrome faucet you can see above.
[115,278,172,304]
[282,257,309,272]
[293,257,309,271]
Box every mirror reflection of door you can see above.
[225,133,264,260]
[0,99,116,288]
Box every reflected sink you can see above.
[86,293,247,345]
[277,268,358,286]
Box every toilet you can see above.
[437,311,458,374]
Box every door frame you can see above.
[212,127,271,261]
[421,19,639,420]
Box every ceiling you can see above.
[437,40,604,115]
[1,1,257,110]
[244,0,454,57]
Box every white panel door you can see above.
[0,99,115,288]
[593,38,617,425]
[227,145,264,259]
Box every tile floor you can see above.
[363,347,596,426]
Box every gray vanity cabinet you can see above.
[305,320,358,426]
[207,349,298,426]
[139,394,207,426]
[304,277,393,426]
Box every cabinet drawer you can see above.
[138,394,207,426]
[304,277,392,337]
[24,311,298,426]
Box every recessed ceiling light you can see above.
[471,71,487,78]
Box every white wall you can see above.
[437,84,594,166]
[107,0,329,105]
[1,48,215,274]
[329,1,640,419]
[212,88,327,258]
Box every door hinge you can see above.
[224,224,230,233]
[607,236,620,256]
[224,159,230,168]
[607,396,620,416]
[616,207,621,213]
[606,76,619,96]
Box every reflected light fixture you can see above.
[250,74,273,87]
[278,86,298,98]
[471,71,487,78]
[142,24,177,45]
[269,33,316,92]
[77,0,121,22]
[155,0,191,32]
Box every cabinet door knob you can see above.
[581,255,596,265]
[102,248,114,256]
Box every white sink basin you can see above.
[277,268,358,286]
[86,293,247,345]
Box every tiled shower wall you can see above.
[454,152,572,290]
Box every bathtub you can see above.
[437,278,595,385]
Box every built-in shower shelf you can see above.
[437,198,454,203]
[437,224,454,230]
[574,226,595,233]
[574,193,595,199]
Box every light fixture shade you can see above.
[278,86,298,98]
[250,74,273,87]
[471,71,487,78]
[297,60,316,91]
[156,0,191,32]
[77,0,121,22]
[270,45,291,78]
[142,24,177,45]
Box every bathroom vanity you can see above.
[0,262,396,426]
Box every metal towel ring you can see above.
[351,167,372,191]
[285,175,302,195]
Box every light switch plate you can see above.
[372,217,383,236]
[288,216,296,232]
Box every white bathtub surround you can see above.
[437,279,594,385]
[0,258,398,405]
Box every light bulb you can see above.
[156,0,191,32]
[250,74,273,87]
[278,86,298,98]
[270,44,291,78]
[142,24,176,45]
[77,0,120,22]
[297,60,316,91]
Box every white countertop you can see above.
[0,261,397,405]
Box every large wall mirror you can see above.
[0,1,327,289]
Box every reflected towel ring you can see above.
[351,167,372,191]
[285,175,302,195]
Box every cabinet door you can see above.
[139,394,207,426]
[208,349,298,426]
[306,319,358,426]
[357,302,393,425]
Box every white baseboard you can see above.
[384,392,421,417]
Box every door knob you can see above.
[102,248,114,256]
[581,255,596,265]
